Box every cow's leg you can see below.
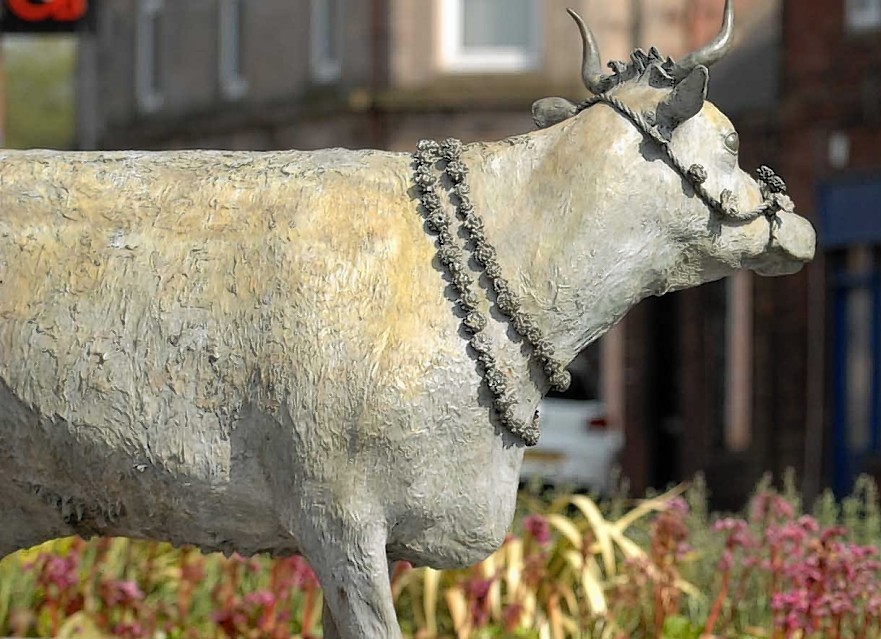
[319,560,398,639]
[299,516,401,639]
[321,599,341,639]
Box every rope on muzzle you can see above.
[576,93,793,228]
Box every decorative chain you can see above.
[576,94,794,225]
[410,92,792,446]
[412,137,571,447]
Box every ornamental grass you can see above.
[2,472,881,638]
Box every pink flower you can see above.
[666,496,689,517]
[286,555,320,589]
[213,607,248,638]
[820,526,847,544]
[797,515,820,533]
[523,514,551,545]
[867,594,881,617]
[503,603,523,630]
[111,621,146,639]
[718,549,734,572]
[767,521,881,636]
[244,590,275,609]
[99,579,144,608]
[468,578,492,599]
[750,492,795,523]
[465,576,494,627]
[713,517,754,550]
[37,554,80,591]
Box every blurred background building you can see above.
[4,0,881,508]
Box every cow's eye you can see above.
[723,132,740,154]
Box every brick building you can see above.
[77,0,643,151]
[75,0,803,506]
[776,0,881,498]
[644,0,881,505]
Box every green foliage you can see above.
[812,487,841,528]
[3,474,881,638]
[3,35,76,149]
[660,615,701,639]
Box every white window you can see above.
[440,0,540,73]
[311,0,343,82]
[219,0,247,99]
[846,0,881,31]
[135,0,164,113]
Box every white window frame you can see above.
[310,0,343,83]
[439,0,541,73]
[846,0,881,32]
[136,0,164,113]
[219,0,248,100]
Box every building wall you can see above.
[611,0,789,503]
[79,0,384,150]
[387,0,639,92]
[632,0,881,505]
[80,0,725,152]
[779,0,881,498]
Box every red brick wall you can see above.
[777,0,881,497]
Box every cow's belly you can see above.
[385,456,522,569]
[2,363,526,567]
[0,376,297,557]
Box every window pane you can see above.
[462,0,531,48]
[136,0,163,111]
[151,12,162,92]
[316,0,339,62]
[311,0,341,81]
[846,0,881,30]
[220,0,242,77]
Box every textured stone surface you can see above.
[0,77,814,636]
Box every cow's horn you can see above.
[567,8,607,95]
[674,0,734,76]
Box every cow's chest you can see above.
[384,437,523,568]
[340,406,525,569]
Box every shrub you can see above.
[1,475,880,638]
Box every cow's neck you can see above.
[461,110,680,369]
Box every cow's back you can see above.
[0,150,520,564]
[0,148,498,552]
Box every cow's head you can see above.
[532,0,815,287]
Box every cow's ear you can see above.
[655,65,708,136]
[532,97,578,129]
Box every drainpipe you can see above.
[803,255,825,503]
[632,0,642,47]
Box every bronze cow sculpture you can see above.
[0,1,814,636]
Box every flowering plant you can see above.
[1,473,880,638]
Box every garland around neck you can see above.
[411,137,570,447]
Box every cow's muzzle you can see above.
[747,211,816,276]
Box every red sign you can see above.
[1,0,94,32]
[8,0,87,21]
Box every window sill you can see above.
[440,51,539,75]
[221,77,248,101]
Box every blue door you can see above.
[831,266,881,493]
[822,176,881,494]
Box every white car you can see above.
[519,397,624,494]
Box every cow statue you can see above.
[0,1,813,637]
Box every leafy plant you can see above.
[2,475,881,638]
